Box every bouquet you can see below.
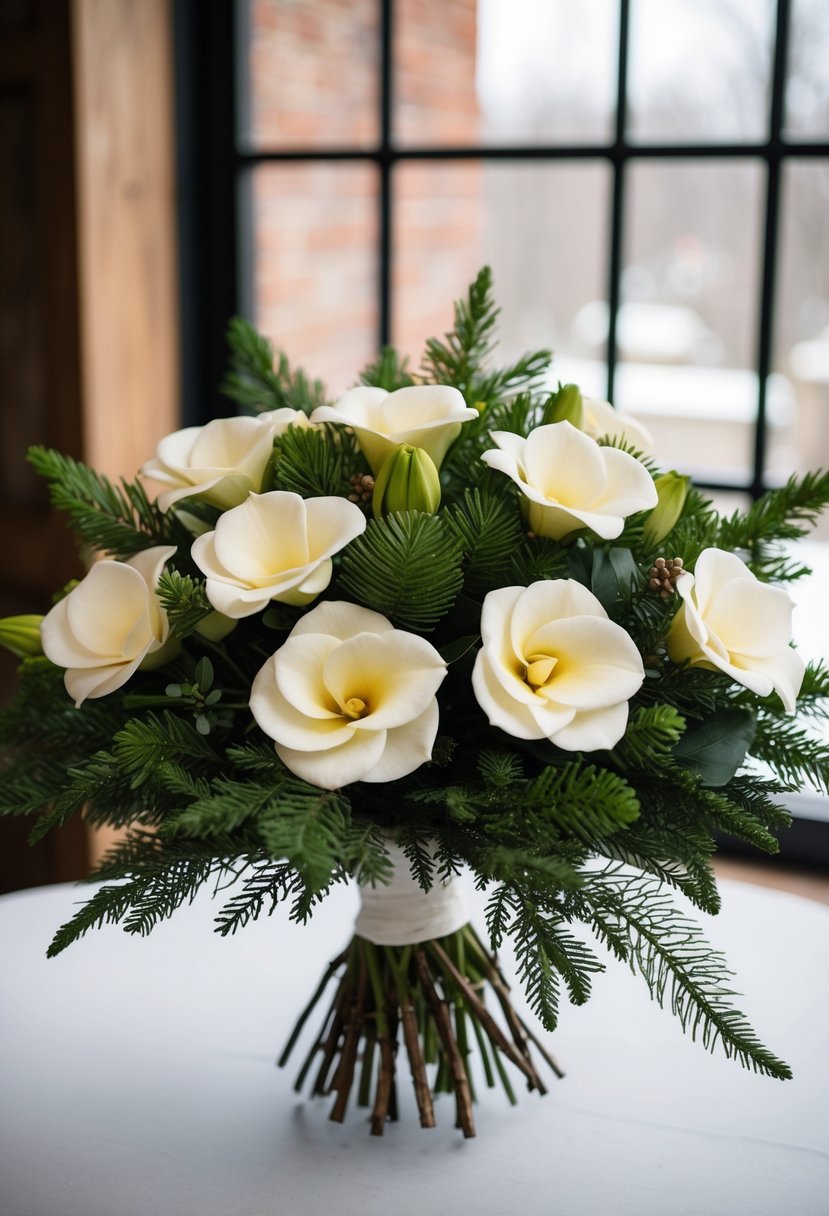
[3,269,829,1139]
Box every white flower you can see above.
[472,580,645,751]
[581,397,654,455]
[667,548,804,711]
[141,409,306,512]
[191,491,366,618]
[250,601,447,789]
[310,385,477,473]
[40,546,176,706]
[481,421,658,541]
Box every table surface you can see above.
[1,875,828,1216]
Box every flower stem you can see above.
[278,923,562,1135]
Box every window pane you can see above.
[395,0,616,146]
[615,160,764,482]
[785,0,829,139]
[774,160,829,536]
[239,0,379,150]
[393,161,610,395]
[628,0,774,142]
[248,164,378,397]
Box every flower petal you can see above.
[322,632,446,729]
[212,492,309,582]
[290,601,395,642]
[471,650,548,740]
[273,634,343,720]
[360,701,440,783]
[522,422,607,505]
[523,616,644,710]
[704,578,795,660]
[250,656,356,751]
[551,701,630,751]
[61,563,152,660]
[588,446,658,515]
[63,657,145,707]
[276,728,388,790]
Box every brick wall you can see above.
[247,0,482,397]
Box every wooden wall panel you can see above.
[71,0,179,481]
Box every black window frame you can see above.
[175,0,829,866]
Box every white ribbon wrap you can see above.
[354,842,469,946]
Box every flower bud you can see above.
[372,444,441,518]
[0,614,44,658]
[643,472,690,546]
[195,611,237,642]
[542,384,584,430]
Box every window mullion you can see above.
[606,0,632,406]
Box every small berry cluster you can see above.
[648,556,684,598]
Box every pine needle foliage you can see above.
[574,867,792,1079]
[338,511,464,631]
[156,570,213,638]
[221,316,328,415]
[359,345,415,391]
[27,447,191,560]
[269,422,358,499]
[444,487,526,595]
[716,471,829,581]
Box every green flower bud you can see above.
[643,472,690,546]
[195,611,237,642]
[372,444,441,518]
[542,384,584,429]
[0,614,44,659]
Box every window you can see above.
[176,0,829,858]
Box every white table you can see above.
[1,877,827,1216]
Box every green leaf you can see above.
[672,709,756,787]
[590,547,640,610]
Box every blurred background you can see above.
[1,0,828,889]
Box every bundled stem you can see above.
[280,923,562,1137]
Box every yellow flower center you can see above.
[525,653,557,692]
[343,696,368,719]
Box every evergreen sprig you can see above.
[716,471,829,581]
[221,316,328,415]
[338,511,464,631]
[27,447,188,560]
[156,570,213,638]
[269,421,357,498]
[575,867,792,1079]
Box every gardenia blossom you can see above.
[250,601,447,789]
[142,408,307,512]
[581,397,654,455]
[191,491,366,618]
[472,580,645,751]
[310,385,477,473]
[40,545,177,706]
[667,547,804,711]
[482,421,658,540]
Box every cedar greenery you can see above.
[2,267,828,1126]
